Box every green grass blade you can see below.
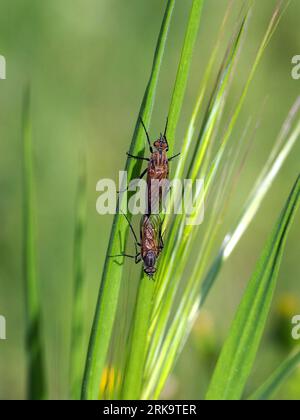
[142,12,249,398]
[206,175,300,400]
[70,155,87,400]
[121,276,155,399]
[154,9,247,308]
[218,0,288,153]
[81,0,176,400]
[22,86,47,400]
[172,102,300,374]
[120,0,204,399]
[167,0,204,146]
[223,119,300,261]
[199,111,300,305]
[159,109,300,397]
[141,3,292,399]
[171,0,232,184]
[248,350,300,400]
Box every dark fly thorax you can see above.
[151,150,168,169]
[147,151,168,180]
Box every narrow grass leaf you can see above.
[70,155,87,400]
[121,0,204,399]
[167,0,204,146]
[142,10,249,399]
[248,349,300,400]
[22,86,47,400]
[121,277,155,399]
[206,175,300,400]
[157,108,300,399]
[82,0,176,400]
[171,0,233,185]
[199,106,300,307]
[223,115,300,260]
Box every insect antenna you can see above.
[163,116,169,137]
[140,117,153,153]
[163,117,169,151]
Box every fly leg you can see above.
[168,152,181,162]
[135,253,142,264]
[159,240,164,252]
[163,117,169,137]
[159,229,165,252]
[121,211,141,245]
[138,167,148,180]
[127,152,149,162]
[110,213,142,262]
[140,117,153,153]
[109,252,137,259]
[121,211,142,261]
[109,251,142,268]
[117,167,148,193]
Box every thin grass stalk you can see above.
[167,0,204,147]
[248,349,300,400]
[120,0,204,399]
[22,86,46,400]
[171,0,234,184]
[145,13,248,380]
[82,0,176,400]
[206,175,300,400]
[154,111,300,396]
[157,0,288,328]
[153,9,248,308]
[70,155,87,400]
[156,4,235,280]
[121,276,155,399]
[143,89,300,401]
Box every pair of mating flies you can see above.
[110,118,180,277]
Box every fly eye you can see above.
[145,253,156,267]
[145,266,156,277]
[144,269,155,278]
[162,138,168,149]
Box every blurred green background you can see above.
[0,0,299,400]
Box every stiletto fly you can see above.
[110,213,164,278]
[126,117,180,214]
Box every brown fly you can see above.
[110,213,163,278]
[126,118,180,214]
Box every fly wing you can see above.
[148,215,163,256]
